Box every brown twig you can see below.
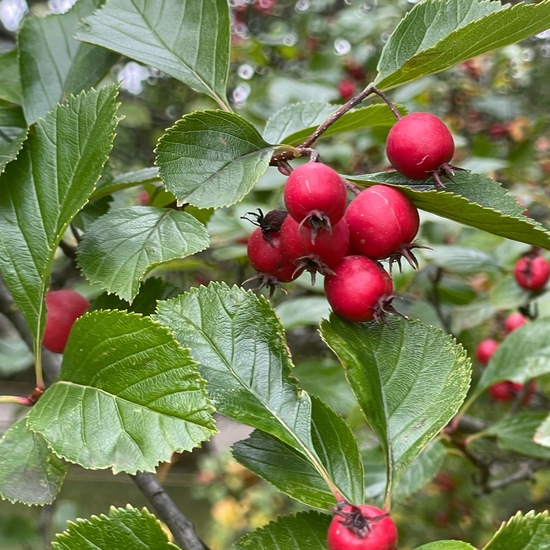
[131,471,211,550]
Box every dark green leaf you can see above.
[476,319,550,395]
[0,49,22,104]
[346,172,550,250]
[234,511,330,550]
[416,542,477,550]
[320,315,471,500]
[264,102,403,146]
[92,167,160,200]
[483,412,550,460]
[77,0,231,109]
[156,110,274,208]
[52,505,181,550]
[154,283,363,504]
[19,0,119,123]
[376,0,550,91]
[0,85,119,344]
[77,206,209,302]
[482,510,550,550]
[27,310,215,474]
[0,102,27,174]
[0,419,67,506]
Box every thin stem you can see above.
[300,83,377,149]
[370,87,402,120]
[0,395,32,406]
[131,471,211,550]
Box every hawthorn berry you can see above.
[324,256,393,322]
[246,226,298,284]
[42,289,90,353]
[280,215,349,281]
[327,503,397,550]
[475,338,499,365]
[504,312,528,334]
[385,112,455,188]
[489,381,535,404]
[344,185,420,266]
[283,162,347,236]
[513,255,550,291]
[338,79,356,100]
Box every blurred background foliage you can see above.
[1,0,550,548]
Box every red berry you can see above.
[385,112,455,180]
[514,255,550,290]
[489,381,535,404]
[344,185,420,261]
[324,256,393,322]
[246,227,298,283]
[43,290,90,353]
[338,79,356,100]
[280,215,349,279]
[504,312,528,334]
[284,162,348,233]
[327,504,397,550]
[475,338,499,365]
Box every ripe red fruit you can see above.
[338,79,356,100]
[283,162,347,235]
[280,215,349,280]
[489,381,535,404]
[43,290,90,353]
[344,185,420,264]
[324,256,393,322]
[504,312,528,334]
[385,112,455,184]
[475,338,499,365]
[327,504,397,550]
[513,255,550,290]
[247,226,298,283]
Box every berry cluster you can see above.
[244,161,422,322]
[476,311,534,403]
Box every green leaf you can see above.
[416,542,477,550]
[77,0,231,110]
[0,102,27,173]
[156,110,274,209]
[428,246,500,274]
[77,206,209,302]
[482,510,550,550]
[0,419,67,506]
[154,283,364,504]
[263,102,403,146]
[482,412,550,460]
[234,511,330,550]
[92,166,160,200]
[234,395,364,509]
[320,315,471,501]
[346,172,550,250]
[27,310,215,474]
[0,85,119,346]
[376,0,550,91]
[535,415,550,448]
[276,296,330,329]
[0,49,22,104]
[18,0,119,124]
[52,505,181,550]
[475,319,550,395]
[233,430,335,509]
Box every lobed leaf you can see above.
[27,310,216,474]
[376,0,550,91]
[77,206,209,302]
[320,315,471,501]
[233,511,330,550]
[346,172,550,250]
[0,419,67,506]
[475,319,550,395]
[154,283,364,505]
[0,85,119,345]
[482,510,550,550]
[156,110,274,209]
[77,0,231,110]
[52,505,180,550]
[19,0,119,124]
